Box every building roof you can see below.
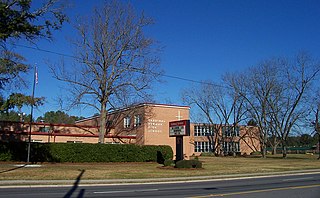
[75,103,190,123]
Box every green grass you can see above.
[0,154,319,181]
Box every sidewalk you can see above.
[1,169,320,187]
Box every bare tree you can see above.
[225,59,282,158]
[226,53,320,158]
[268,53,320,158]
[51,1,161,143]
[182,80,246,156]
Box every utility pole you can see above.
[27,66,37,163]
[316,106,319,160]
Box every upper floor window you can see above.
[222,126,232,137]
[134,115,142,127]
[222,126,240,137]
[124,116,131,128]
[194,125,214,136]
[234,126,240,136]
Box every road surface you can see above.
[0,172,319,197]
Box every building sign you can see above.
[169,120,190,137]
[147,119,165,133]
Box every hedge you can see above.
[175,159,202,168]
[0,142,173,163]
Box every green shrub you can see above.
[175,159,202,168]
[0,142,173,163]
[250,151,261,156]
[0,152,12,161]
[163,159,175,167]
[200,152,215,157]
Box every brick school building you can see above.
[0,103,260,158]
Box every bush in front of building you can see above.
[199,152,215,157]
[175,159,202,169]
[0,142,173,163]
[250,151,261,156]
[0,142,27,161]
[163,159,175,167]
[0,152,12,161]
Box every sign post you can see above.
[169,120,190,161]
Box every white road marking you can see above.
[94,188,159,194]
[282,177,314,181]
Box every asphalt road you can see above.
[0,173,319,198]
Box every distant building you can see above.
[0,103,260,158]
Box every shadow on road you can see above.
[0,164,26,174]
[63,169,86,198]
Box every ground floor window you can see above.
[194,141,212,152]
[223,141,240,153]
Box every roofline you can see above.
[142,103,190,109]
[75,103,190,123]
[0,120,98,128]
[0,130,136,139]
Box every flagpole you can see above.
[27,65,37,163]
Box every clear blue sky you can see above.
[12,0,320,119]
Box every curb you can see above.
[1,169,320,188]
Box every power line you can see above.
[11,43,225,87]
[13,44,80,60]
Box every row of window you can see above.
[194,125,214,136]
[222,126,240,137]
[123,115,142,128]
[194,125,240,137]
[194,141,240,153]
[194,141,212,152]
[223,142,240,152]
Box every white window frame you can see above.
[223,141,240,153]
[235,126,240,136]
[194,141,212,152]
[194,125,214,136]
[124,116,131,128]
[134,115,142,127]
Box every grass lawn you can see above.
[0,154,319,181]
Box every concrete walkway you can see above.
[1,169,320,188]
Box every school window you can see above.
[124,116,131,128]
[134,115,142,127]
[222,126,231,137]
[223,141,240,152]
[194,125,214,136]
[194,141,212,152]
[223,126,240,137]
[194,125,199,136]
[67,141,83,143]
[234,126,240,136]
[39,126,50,132]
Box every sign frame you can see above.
[169,120,190,137]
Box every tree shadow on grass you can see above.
[0,164,26,174]
[63,169,86,198]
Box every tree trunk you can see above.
[272,145,277,155]
[261,144,267,158]
[99,103,107,143]
[233,151,236,157]
[271,135,277,155]
[282,143,287,158]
